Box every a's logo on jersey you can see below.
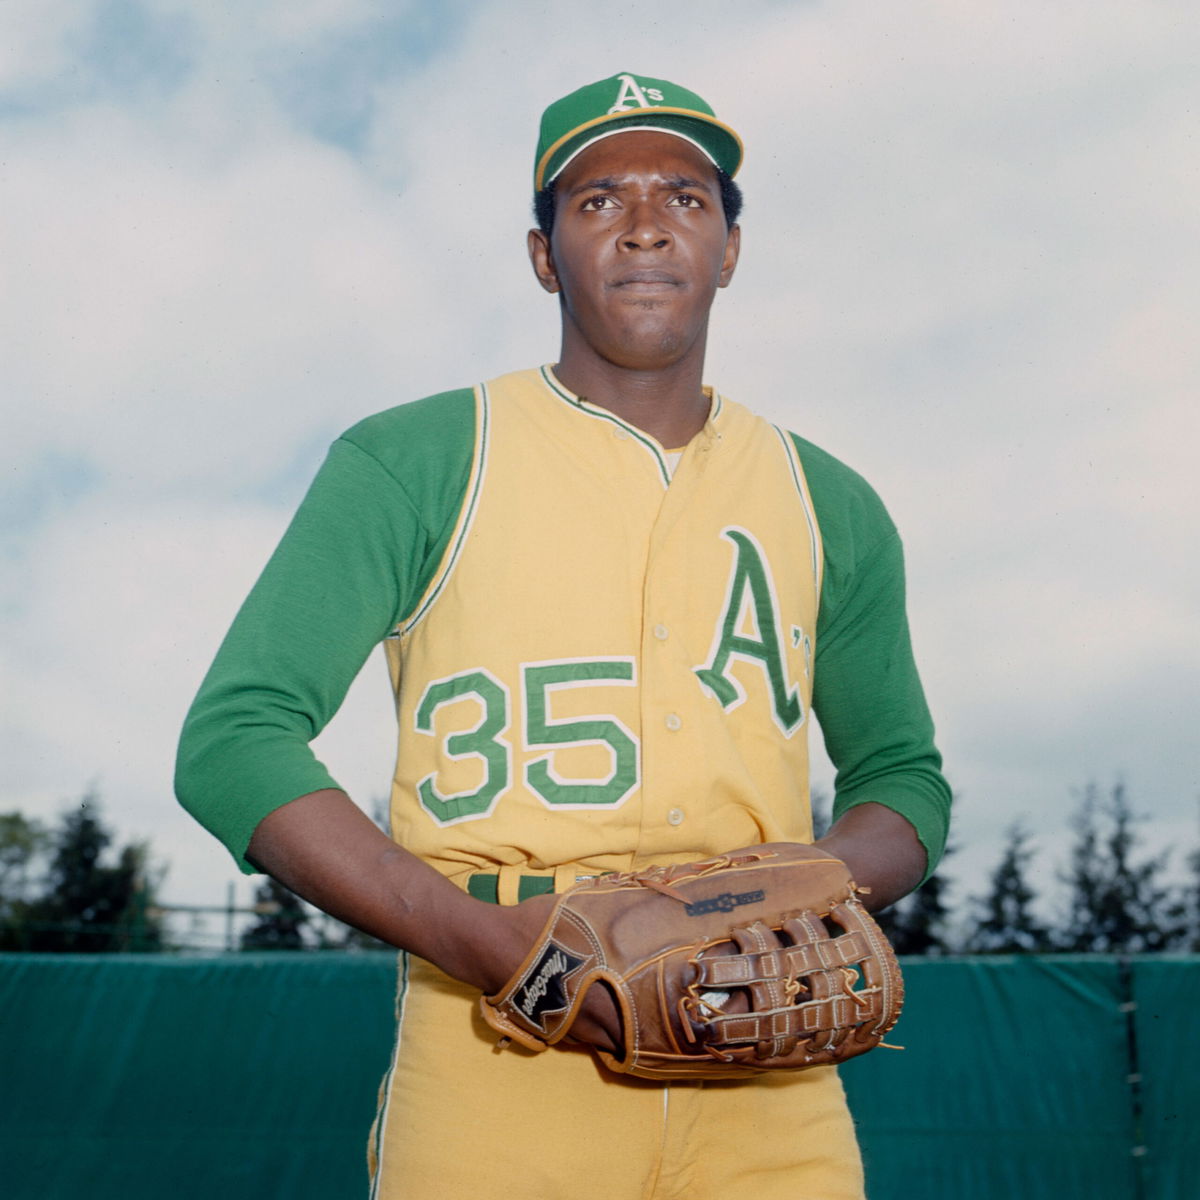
[608,74,665,114]
[694,527,807,736]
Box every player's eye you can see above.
[667,193,702,208]
[581,194,617,211]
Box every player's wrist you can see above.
[423,889,554,996]
[813,804,926,911]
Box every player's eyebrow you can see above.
[564,173,716,199]
[660,174,715,194]
[565,176,623,198]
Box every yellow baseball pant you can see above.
[369,954,866,1200]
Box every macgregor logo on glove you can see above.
[514,943,585,1030]
[684,888,765,917]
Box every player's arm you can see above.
[173,407,619,1050]
[242,788,530,988]
[175,437,431,868]
[811,513,950,902]
[813,802,927,912]
[245,788,621,1049]
[177,397,476,873]
[797,436,951,906]
[809,524,949,910]
[809,523,949,907]
[173,411,624,1039]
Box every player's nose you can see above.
[618,200,672,251]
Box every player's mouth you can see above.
[610,270,683,290]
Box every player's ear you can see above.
[528,228,560,294]
[717,223,740,289]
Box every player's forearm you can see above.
[813,802,927,912]
[245,789,534,991]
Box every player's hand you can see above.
[467,883,756,1056]
[506,892,625,1054]
[440,889,624,1053]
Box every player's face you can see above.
[529,131,740,374]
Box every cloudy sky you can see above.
[3,1,1197,928]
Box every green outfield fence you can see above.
[2,953,1196,1199]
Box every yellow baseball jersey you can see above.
[177,365,948,880]
[386,366,822,883]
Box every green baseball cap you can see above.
[534,71,744,192]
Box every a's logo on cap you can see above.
[608,73,665,114]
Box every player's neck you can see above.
[552,352,711,449]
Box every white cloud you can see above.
[3,0,1197,920]
[0,1,92,90]
[3,112,453,494]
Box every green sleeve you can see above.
[791,434,952,879]
[175,388,476,873]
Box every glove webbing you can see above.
[692,927,870,987]
[684,908,885,1058]
[697,990,886,1050]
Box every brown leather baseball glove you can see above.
[479,842,904,1079]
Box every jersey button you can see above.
[667,807,685,826]
[653,624,669,641]
[613,427,630,440]
[665,713,682,731]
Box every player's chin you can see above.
[601,327,698,373]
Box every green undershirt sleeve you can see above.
[175,388,475,872]
[792,434,952,880]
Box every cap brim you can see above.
[535,107,743,191]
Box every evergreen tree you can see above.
[240,877,313,950]
[1055,781,1178,953]
[1187,846,1200,952]
[0,812,47,894]
[1180,799,1200,951]
[963,823,1050,953]
[0,812,49,949]
[20,792,164,952]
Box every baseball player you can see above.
[177,72,950,1199]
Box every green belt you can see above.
[467,874,557,904]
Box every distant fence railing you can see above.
[2,953,1197,1199]
[1,889,368,953]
